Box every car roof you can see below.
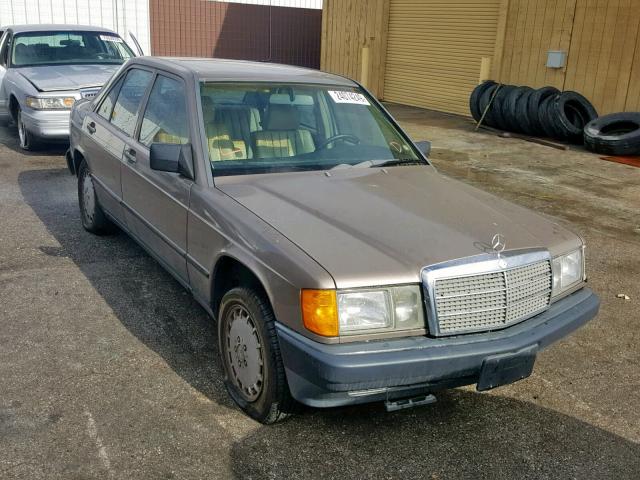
[3,24,119,34]
[130,57,357,87]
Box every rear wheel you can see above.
[219,287,296,424]
[17,107,40,151]
[78,160,117,235]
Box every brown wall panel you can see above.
[150,0,322,69]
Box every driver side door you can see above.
[120,72,193,285]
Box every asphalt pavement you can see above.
[1,107,639,479]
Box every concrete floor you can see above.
[1,104,639,479]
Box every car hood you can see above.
[217,166,581,288]
[17,64,120,91]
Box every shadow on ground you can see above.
[18,168,640,479]
[0,122,68,156]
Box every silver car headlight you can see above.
[26,96,76,110]
[552,247,585,297]
[337,286,425,335]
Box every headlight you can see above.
[301,286,425,337]
[552,247,585,297]
[26,96,76,110]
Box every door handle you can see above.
[124,147,137,164]
[87,121,96,134]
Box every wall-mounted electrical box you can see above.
[547,50,567,69]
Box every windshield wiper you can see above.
[336,159,425,169]
[372,159,426,167]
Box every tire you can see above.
[503,86,532,133]
[78,160,117,235]
[548,91,598,143]
[584,112,640,155]
[219,287,297,424]
[16,107,41,151]
[493,85,517,131]
[477,83,501,127]
[539,94,564,139]
[528,86,560,136]
[513,86,535,134]
[470,80,496,122]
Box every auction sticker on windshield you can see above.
[328,90,370,105]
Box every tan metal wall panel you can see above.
[320,0,390,97]
[497,0,640,115]
[383,0,502,116]
[564,0,640,114]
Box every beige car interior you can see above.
[252,104,315,159]
[201,96,316,162]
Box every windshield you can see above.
[11,31,134,67]
[200,82,425,176]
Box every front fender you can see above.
[6,71,38,107]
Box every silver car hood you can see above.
[218,166,580,288]
[17,64,120,91]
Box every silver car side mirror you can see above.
[150,143,195,180]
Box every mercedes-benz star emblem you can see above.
[491,233,506,254]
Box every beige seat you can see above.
[206,122,247,161]
[215,105,261,157]
[252,105,315,158]
[153,130,187,144]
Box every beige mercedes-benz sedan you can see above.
[67,57,599,423]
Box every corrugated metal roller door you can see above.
[383,0,501,116]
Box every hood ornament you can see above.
[491,233,507,268]
[491,233,506,254]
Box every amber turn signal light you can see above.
[301,289,338,337]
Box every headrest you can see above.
[265,104,300,131]
[201,96,214,111]
[201,96,215,121]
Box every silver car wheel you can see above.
[17,110,27,149]
[225,304,264,402]
[81,168,97,225]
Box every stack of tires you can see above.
[470,81,598,145]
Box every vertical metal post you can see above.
[361,46,370,89]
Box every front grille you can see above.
[432,260,552,335]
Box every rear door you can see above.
[81,67,153,225]
[120,71,192,284]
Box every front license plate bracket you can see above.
[477,345,538,391]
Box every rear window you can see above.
[11,30,134,67]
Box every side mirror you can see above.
[415,140,431,157]
[150,143,195,180]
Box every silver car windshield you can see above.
[200,82,425,176]
[11,31,134,67]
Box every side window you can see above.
[110,68,153,136]
[139,75,188,146]
[97,76,124,120]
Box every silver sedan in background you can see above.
[0,24,137,150]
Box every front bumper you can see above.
[277,288,599,408]
[21,108,71,139]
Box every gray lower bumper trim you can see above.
[277,288,599,407]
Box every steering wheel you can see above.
[316,134,360,150]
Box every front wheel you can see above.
[17,107,40,151]
[219,287,296,424]
[78,160,117,235]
